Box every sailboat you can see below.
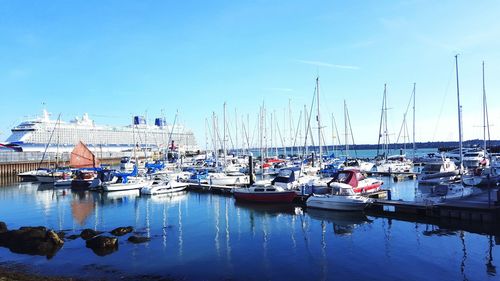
[207,102,250,187]
[340,100,375,173]
[374,84,413,173]
[462,61,499,186]
[34,114,73,184]
[69,141,102,189]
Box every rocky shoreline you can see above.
[0,221,159,280]
[0,222,150,259]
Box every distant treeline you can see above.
[345,139,500,153]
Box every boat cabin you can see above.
[271,167,301,185]
[331,185,356,196]
[328,170,365,188]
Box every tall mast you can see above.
[344,100,349,157]
[288,98,292,157]
[235,108,238,156]
[331,113,335,156]
[304,104,308,156]
[316,76,322,167]
[455,55,463,167]
[212,112,218,168]
[223,102,227,167]
[376,85,385,157]
[412,83,416,160]
[482,61,487,154]
[383,84,389,157]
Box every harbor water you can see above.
[0,176,498,281]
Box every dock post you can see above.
[248,155,254,187]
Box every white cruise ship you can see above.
[2,110,198,153]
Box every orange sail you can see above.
[70,141,100,168]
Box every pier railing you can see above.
[0,151,149,163]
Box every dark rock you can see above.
[66,234,80,240]
[85,235,118,256]
[127,235,151,244]
[0,226,64,259]
[0,221,7,233]
[56,231,66,239]
[80,229,103,240]
[110,226,134,236]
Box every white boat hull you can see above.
[306,195,371,211]
[141,181,188,195]
[103,178,150,192]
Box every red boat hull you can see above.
[352,183,382,194]
[233,191,296,203]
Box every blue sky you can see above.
[1,0,499,147]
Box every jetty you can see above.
[368,190,500,223]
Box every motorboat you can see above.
[208,172,250,186]
[417,183,473,204]
[140,176,189,195]
[17,168,51,182]
[102,165,151,192]
[418,158,460,185]
[306,185,373,211]
[462,149,488,169]
[270,167,316,190]
[327,169,383,194]
[102,175,151,192]
[233,182,297,203]
[375,154,413,173]
[343,158,375,173]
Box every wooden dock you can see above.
[368,190,500,223]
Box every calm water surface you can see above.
[0,177,498,281]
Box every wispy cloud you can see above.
[295,59,360,70]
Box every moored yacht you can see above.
[140,175,188,195]
[418,158,460,185]
[328,169,383,194]
[306,185,373,211]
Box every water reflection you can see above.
[306,209,371,236]
[0,179,498,281]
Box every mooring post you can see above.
[248,155,254,187]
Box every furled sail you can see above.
[70,141,100,168]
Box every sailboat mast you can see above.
[376,85,385,157]
[455,55,463,167]
[223,102,227,168]
[344,100,349,157]
[383,84,389,157]
[316,76,322,167]
[482,61,487,154]
[412,83,416,160]
[212,112,218,168]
